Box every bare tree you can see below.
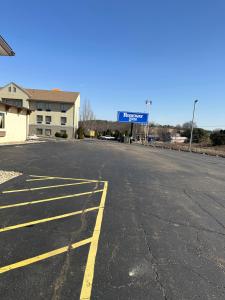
[81,99,95,121]
[80,99,96,132]
[182,121,197,129]
[157,127,171,142]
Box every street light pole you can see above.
[189,99,198,152]
[145,99,152,143]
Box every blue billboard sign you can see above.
[117,111,149,124]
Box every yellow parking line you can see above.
[29,175,50,178]
[0,189,104,210]
[26,177,58,182]
[80,181,108,300]
[28,174,104,183]
[0,206,99,233]
[0,237,92,274]
[2,181,93,194]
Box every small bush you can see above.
[55,132,61,137]
[210,130,225,146]
[62,133,68,139]
[77,127,84,139]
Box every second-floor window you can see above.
[37,102,43,111]
[46,103,51,112]
[2,99,22,107]
[37,115,43,124]
[61,117,67,125]
[61,104,68,113]
[46,116,52,124]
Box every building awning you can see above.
[0,35,15,56]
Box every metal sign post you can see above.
[130,122,134,138]
[145,100,152,143]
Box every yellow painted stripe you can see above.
[0,237,92,274]
[80,181,108,300]
[0,206,99,233]
[29,175,51,178]
[0,189,104,210]
[26,177,57,182]
[2,181,92,194]
[28,174,103,183]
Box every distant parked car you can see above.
[99,135,115,140]
[28,134,39,140]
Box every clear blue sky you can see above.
[1,0,225,129]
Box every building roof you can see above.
[0,35,15,56]
[26,88,80,103]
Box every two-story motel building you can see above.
[0,82,80,139]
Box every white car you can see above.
[27,134,39,140]
[99,135,115,140]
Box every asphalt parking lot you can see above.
[0,172,107,299]
[1,140,225,299]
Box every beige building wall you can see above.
[0,104,28,143]
[29,101,75,126]
[74,94,80,130]
[29,99,79,138]
[0,83,29,108]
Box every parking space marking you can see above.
[28,174,105,183]
[2,181,92,194]
[0,206,99,233]
[0,174,109,300]
[26,177,59,182]
[80,181,108,300]
[0,237,92,274]
[0,189,104,210]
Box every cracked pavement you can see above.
[0,140,225,299]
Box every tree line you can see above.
[78,100,225,146]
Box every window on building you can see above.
[13,100,22,107]
[46,103,51,112]
[60,130,66,135]
[2,98,22,107]
[61,104,68,113]
[0,113,5,129]
[37,102,43,111]
[13,87,16,93]
[46,116,52,124]
[37,115,43,124]
[61,117,67,125]
[36,128,43,135]
[45,129,52,136]
[8,87,11,92]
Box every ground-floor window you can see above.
[60,130,66,135]
[36,128,43,135]
[45,129,52,136]
[0,113,5,129]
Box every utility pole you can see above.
[145,99,152,143]
[189,99,198,152]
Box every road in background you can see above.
[0,140,225,299]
